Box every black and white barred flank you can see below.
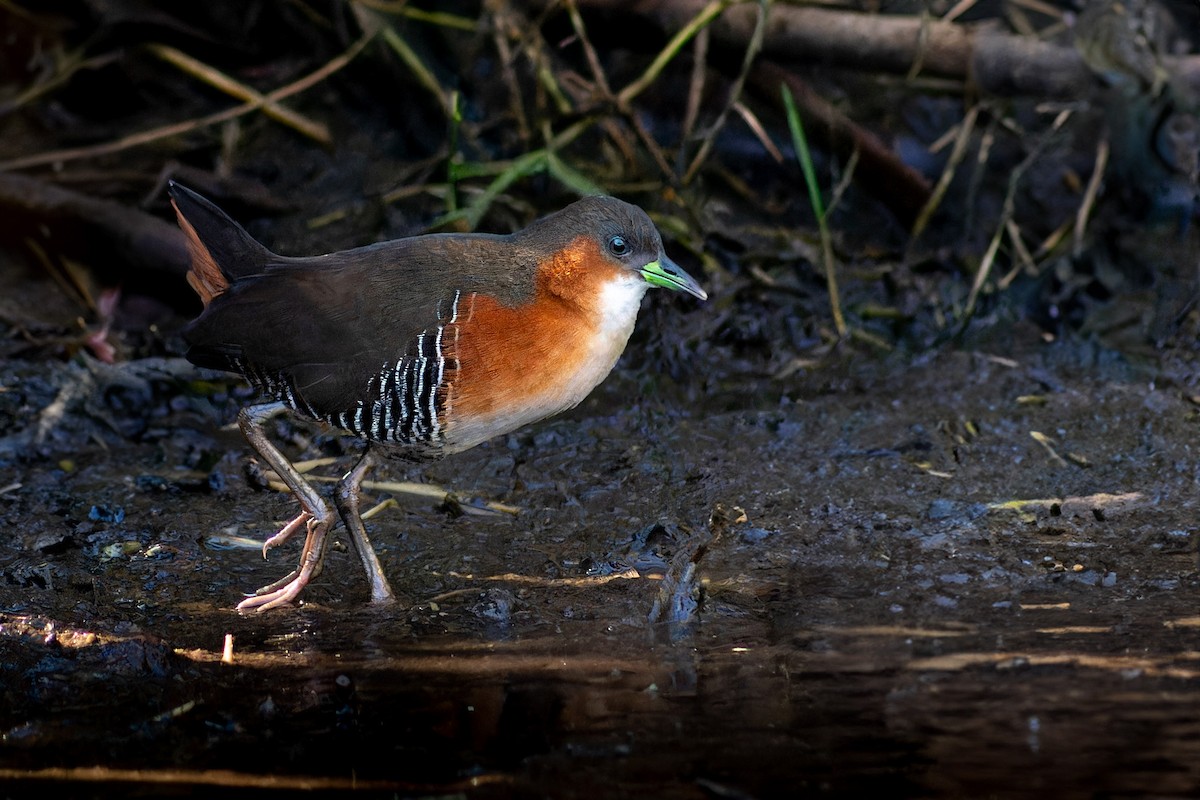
[239,290,465,448]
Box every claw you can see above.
[238,521,328,612]
[261,511,312,557]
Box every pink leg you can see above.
[233,403,334,611]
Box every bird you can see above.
[169,182,707,611]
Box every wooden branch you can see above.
[0,172,189,281]
[572,0,1200,99]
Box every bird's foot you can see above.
[237,512,329,612]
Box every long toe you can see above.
[238,510,331,610]
[260,511,313,556]
[237,580,307,611]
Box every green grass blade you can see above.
[782,83,846,337]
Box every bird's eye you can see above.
[608,236,630,257]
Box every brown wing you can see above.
[184,237,536,418]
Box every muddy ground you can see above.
[4,294,1200,798]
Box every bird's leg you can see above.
[334,448,396,604]
[232,402,335,611]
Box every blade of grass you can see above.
[782,84,846,337]
[434,116,601,230]
[545,152,606,197]
[446,90,463,215]
[434,150,547,230]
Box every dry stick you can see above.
[1010,0,1065,21]
[354,0,477,30]
[561,0,734,185]
[825,147,860,217]
[962,113,998,241]
[1006,4,1037,39]
[627,113,678,182]
[557,3,632,167]
[378,25,453,116]
[681,26,710,146]
[490,8,531,142]
[23,238,86,312]
[0,766,495,794]
[523,23,575,115]
[942,0,981,24]
[563,0,645,168]
[731,101,782,162]
[682,0,769,184]
[1033,216,1075,260]
[906,5,936,82]
[564,0,675,182]
[997,218,1036,289]
[146,44,331,145]
[0,30,376,172]
[961,108,1073,324]
[1073,135,1110,257]
[566,0,615,97]
[911,104,980,241]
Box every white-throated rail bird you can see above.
[171,182,706,611]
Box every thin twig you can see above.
[354,0,477,30]
[1073,135,1109,257]
[963,113,998,240]
[0,30,377,172]
[147,44,331,145]
[942,0,980,24]
[0,50,120,118]
[490,7,531,142]
[565,0,614,97]
[997,218,1036,289]
[825,147,860,217]
[681,26,710,146]
[731,101,782,162]
[911,103,980,240]
[562,1,675,182]
[683,0,769,184]
[961,108,1073,324]
[379,25,453,116]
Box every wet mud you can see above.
[3,317,1200,798]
